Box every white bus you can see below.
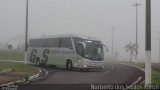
[27,34,105,71]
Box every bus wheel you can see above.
[36,58,41,66]
[66,60,73,71]
[41,63,46,67]
[85,68,89,72]
[80,68,89,72]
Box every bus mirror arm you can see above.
[103,44,108,52]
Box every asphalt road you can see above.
[29,63,144,84]
[0,60,144,84]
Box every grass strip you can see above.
[0,61,38,73]
[0,50,24,61]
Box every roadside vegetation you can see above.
[0,50,39,84]
[124,42,137,63]
[0,50,24,61]
[131,62,160,84]
[152,70,160,84]
[0,61,38,72]
[0,61,39,84]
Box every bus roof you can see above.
[31,34,100,41]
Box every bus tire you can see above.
[35,57,41,66]
[41,63,47,67]
[80,68,89,72]
[66,60,73,71]
[85,68,89,72]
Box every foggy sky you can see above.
[0,0,160,62]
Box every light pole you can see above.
[133,3,141,60]
[25,0,29,64]
[155,31,160,62]
[111,26,115,58]
[155,37,160,63]
[145,0,151,84]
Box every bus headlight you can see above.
[84,65,87,68]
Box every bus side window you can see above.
[30,39,47,47]
[47,38,60,48]
[60,37,72,49]
[76,45,84,57]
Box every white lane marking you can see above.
[125,76,142,89]
[104,65,114,74]
[111,65,114,70]
[104,71,111,74]
[132,76,142,84]
[118,63,145,72]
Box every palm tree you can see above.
[124,42,137,63]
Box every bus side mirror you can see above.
[105,47,108,52]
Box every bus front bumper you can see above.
[75,64,104,70]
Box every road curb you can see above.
[0,68,13,75]
[0,68,47,87]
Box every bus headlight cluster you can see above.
[83,65,87,68]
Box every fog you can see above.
[0,0,160,62]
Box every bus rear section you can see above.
[27,37,76,68]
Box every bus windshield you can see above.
[84,41,104,61]
[74,37,104,61]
